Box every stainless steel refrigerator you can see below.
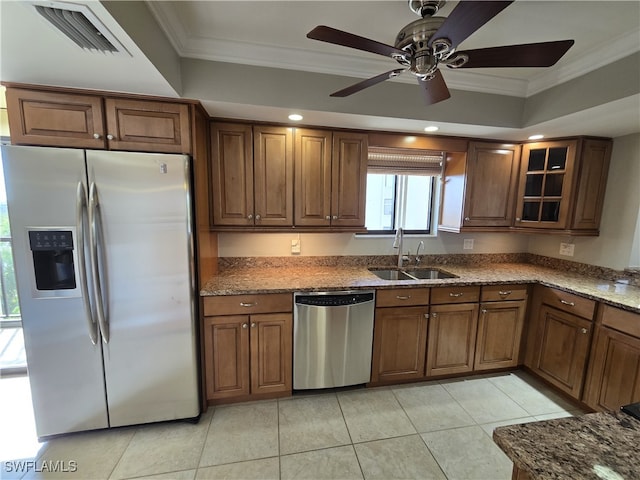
[2,145,200,439]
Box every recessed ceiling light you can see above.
[288,114,303,121]
[424,126,439,132]
[528,134,544,140]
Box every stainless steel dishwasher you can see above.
[294,290,375,390]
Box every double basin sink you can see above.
[369,267,458,281]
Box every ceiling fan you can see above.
[307,0,574,105]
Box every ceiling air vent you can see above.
[34,1,130,56]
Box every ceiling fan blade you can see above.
[453,40,575,68]
[418,70,451,105]
[308,25,407,59]
[428,1,514,49]
[330,69,406,97]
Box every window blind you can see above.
[367,146,444,176]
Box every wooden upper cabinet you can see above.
[514,138,611,234]
[294,128,333,226]
[439,142,520,232]
[211,123,254,226]
[253,126,294,227]
[5,87,193,154]
[104,98,191,154]
[331,132,368,227]
[6,87,106,149]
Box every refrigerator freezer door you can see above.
[2,145,109,437]
[86,150,199,426]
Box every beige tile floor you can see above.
[0,371,586,480]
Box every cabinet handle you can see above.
[251,322,256,328]
[396,295,411,300]
[255,214,261,220]
[560,299,575,307]
[481,309,487,314]
[93,133,101,139]
[498,291,512,296]
[242,323,248,329]
[240,302,257,307]
[247,214,253,220]
[581,328,588,334]
[449,292,464,297]
[106,134,115,140]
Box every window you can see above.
[363,146,443,234]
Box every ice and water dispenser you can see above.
[28,229,77,294]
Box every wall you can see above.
[526,133,640,270]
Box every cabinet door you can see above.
[253,126,294,227]
[250,313,293,395]
[514,140,577,229]
[6,87,105,149]
[104,98,191,153]
[371,306,428,382]
[426,303,479,376]
[570,139,612,231]
[583,326,640,411]
[462,142,521,228]
[294,129,332,226]
[532,305,592,398]
[331,132,368,227]
[474,300,526,371]
[203,315,250,401]
[211,123,254,226]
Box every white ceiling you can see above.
[1,0,639,141]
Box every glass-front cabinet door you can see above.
[514,140,577,229]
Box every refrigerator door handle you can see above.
[76,182,98,345]
[89,182,109,344]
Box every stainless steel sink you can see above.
[369,269,415,281]
[369,268,458,280]
[404,268,458,280]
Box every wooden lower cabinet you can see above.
[529,304,592,398]
[583,306,640,411]
[371,287,429,383]
[426,302,479,376]
[475,300,526,371]
[202,294,292,403]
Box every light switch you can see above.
[559,242,575,256]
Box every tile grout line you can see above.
[334,391,367,480]
[193,405,216,478]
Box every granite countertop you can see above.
[493,411,640,480]
[200,262,640,313]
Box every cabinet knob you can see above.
[464,217,470,221]
[432,313,437,318]
[325,216,331,220]
[242,323,248,329]
[93,133,101,139]
[247,214,253,220]
[481,309,487,314]
[581,328,588,334]
[332,215,338,220]
[255,214,261,221]
[424,313,429,319]
[106,134,115,141]
[251,322,256,328]
[515,217,521,221]
[499,291,512,297]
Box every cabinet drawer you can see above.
[481,284,528,302]
[203,293,292,316]
[601,305,640,338]
[376,288,429,307]
[540,287,595,320]
[431,286,480,305]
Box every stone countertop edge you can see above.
[492,411,640,480]
[199,263,640,314]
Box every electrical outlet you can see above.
[291,238,301,254]
[463,239,474,250]
[559,242,575,256]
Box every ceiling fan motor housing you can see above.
[408,0,447,18]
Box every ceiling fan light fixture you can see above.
[288,114,303,121]
[528,134,544,140]
[424,126,439,132]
